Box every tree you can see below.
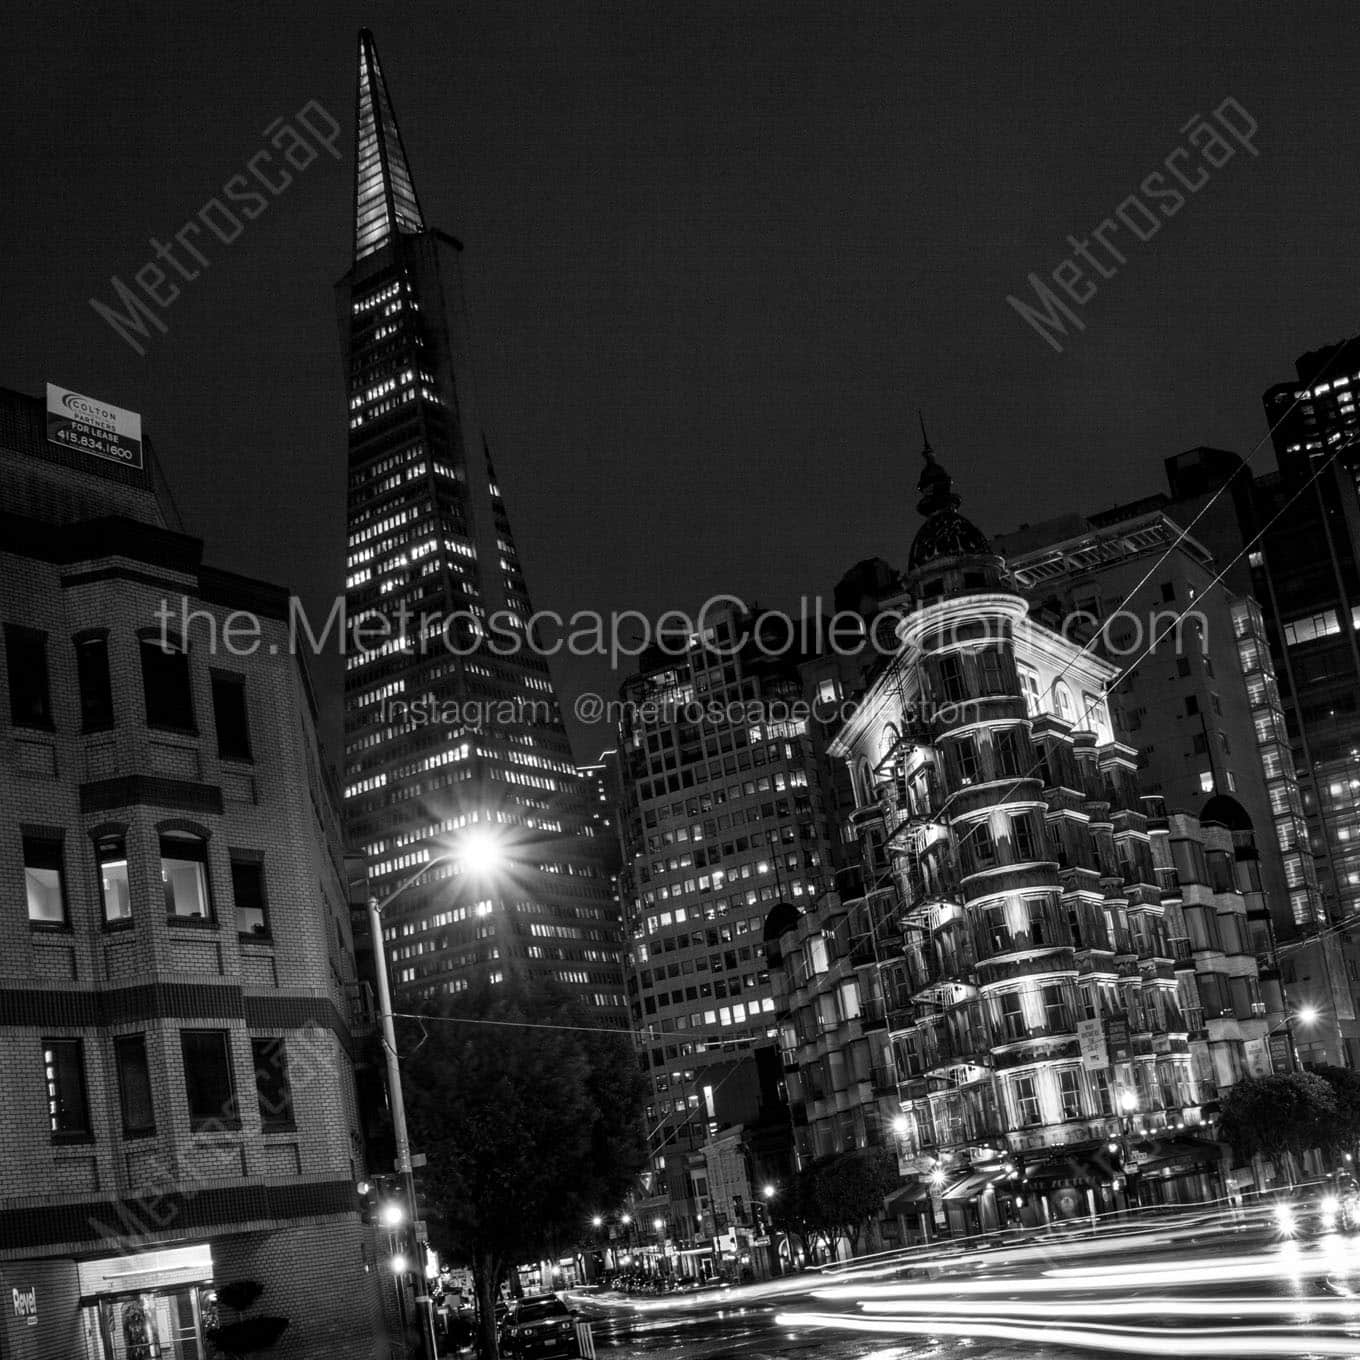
[1307,1064,1360,1161]
[770,1149,898,1264]
[807,1149,899,1256]
[766,1173,818,1267]
[1218,1072,1338,1178]
[400,980,648,1359]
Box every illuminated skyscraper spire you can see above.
[353,29,426,260]
[338,31,626,1020]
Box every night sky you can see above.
[3,2,1358,765]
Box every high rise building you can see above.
[828,441,1220,1235]
[337,31,623,1014]
[613,603,857,1244]
[1257,340,1360,927]
[0,385,383,1358]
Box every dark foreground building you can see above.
[338,31,623,1015]
[0,386,384,1358]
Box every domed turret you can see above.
[904,418,1009,596]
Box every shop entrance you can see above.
[88,1287,206,1360]
[76,1244,214,1360]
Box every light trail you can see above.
[855,1296,1360,1321]
[814,1244,1360,1301]
[776,1309,1360,1356]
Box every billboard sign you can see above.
[46,384,143,470]
[1243,1037,1271,1077]
[1268,1031,1294,1073]
[1077,1018,1109,1071]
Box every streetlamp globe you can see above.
[1118,1089,1139,1115]
[891,1113,910,1137]
[652,1217,665,1234]
[621,1213,632,1225]
[390,1254,409,1274]
[763,1184,776,1199]
[1297,1004,1320,1027]
[459,827,505,877]
[591,1215,603,1229]
[381,1201,406,1228]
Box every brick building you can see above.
[0,385,384,1359]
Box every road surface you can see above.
[576,1205,1360,1359]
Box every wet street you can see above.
[581,1208,1360,1359]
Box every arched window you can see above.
[1052,681,1075,723]
[855,759,873,808]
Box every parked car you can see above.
[499,1294,579,1359]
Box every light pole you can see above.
[761,1183,783,1277]
[1265,1004,1319,1073]
[1117,1088,1141,1212]
[651,1216,666,1279]
[367,830,504,1360]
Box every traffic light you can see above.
[358,1174,408,1227]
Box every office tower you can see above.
[337,31,623,1014]
[0,385,382,1358]
[1257,340,1360,927]
[828,442,1215,1237]
[613,602,857,1247]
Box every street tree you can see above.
[771,1149,898,1264]
[765,1173,818,1266]
[807,1149,899,1257]
[1218,1071,1338,1180]
[400,980,648,1358]
[1307,1064,1360,1162]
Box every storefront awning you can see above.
[942,1170,996,1201]
[1132,1136,1224,1172]
[884,1181,931,1210]
[1025,1144,1117,1185]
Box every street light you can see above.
[891,1113,910,1138]
[762,1184,775,1200]
[1117,1089,1141,1211]
[1268,1005,1321,1072]
[366,829,507,1360]
[591,1215,603,1229]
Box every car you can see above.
[1270,1181,1360,1238]
[499,1294,579,1359]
